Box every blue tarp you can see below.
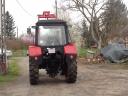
[101,43,128,63]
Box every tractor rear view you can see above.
[28,11,77,85]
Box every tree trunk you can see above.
[97,36,102,49]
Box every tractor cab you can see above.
[35,11,71,47]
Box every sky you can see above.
[5,0,128,36]
[6,0,57,36]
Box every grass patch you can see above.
[12,50,27,57]
[78,48,87,58]
[0,58,20,84]
[78,47,99,58]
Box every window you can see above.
[38,26,66,46]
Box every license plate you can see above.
[47,48,55,53]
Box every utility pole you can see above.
[17,26,18,39]
[55,0,58,18]
[0,0,7,74]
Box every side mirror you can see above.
[27,28,31,34]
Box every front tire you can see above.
[29,57,39,85]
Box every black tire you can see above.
[29,57,39,85]
[66,60,77,83]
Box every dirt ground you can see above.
[0,57,128,96]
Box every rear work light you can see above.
[38,11,56,20]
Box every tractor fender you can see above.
[28,46,42,57]
[64,43,77,55]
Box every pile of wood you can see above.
[85,55,105,64]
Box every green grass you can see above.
[78,48,87,58]
[78,47,99,58]
[0,58,20,84]
[12,50,27,57]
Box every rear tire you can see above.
[66,60,77,83]
[29,57,39,85]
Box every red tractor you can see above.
[28,11,77,85]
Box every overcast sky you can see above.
[6,0,57,36]
[5,0,128,36]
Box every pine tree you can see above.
[5,11,16,38]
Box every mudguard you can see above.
[64,43,77,55]
[28,46,42,57]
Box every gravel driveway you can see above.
[0,57,128,96]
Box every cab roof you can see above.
[36,20,67,26]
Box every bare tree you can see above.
[63,0,107,49]
[59,8,82,45]
[102,0,128,44]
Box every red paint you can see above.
[28,46,42,56]
[64,43,77,55]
